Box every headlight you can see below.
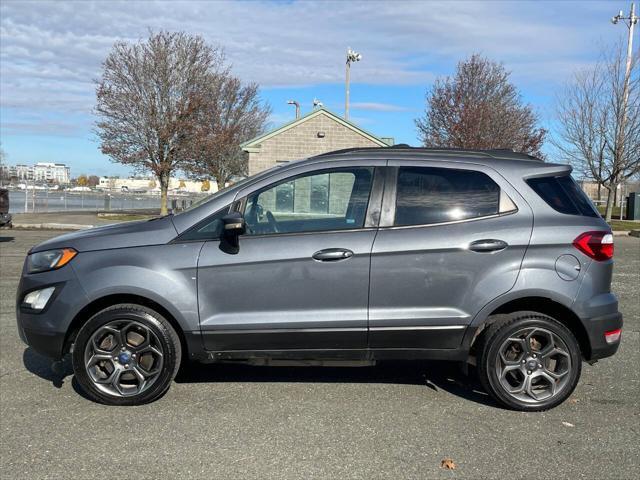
[27,248,77,273]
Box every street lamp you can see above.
[345,48,362,120]
[287,100,300,119]
[611,3,638,219]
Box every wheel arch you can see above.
[466,295,591,360]
[63,293,192,362]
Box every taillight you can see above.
[604,328,622,344]
[573,231,614,261]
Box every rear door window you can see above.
[394,166,508,226]
[527,175,598,217]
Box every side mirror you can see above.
[220,212,245,254]
[222,212,246,236]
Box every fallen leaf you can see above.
[562,421,575,427]
[441,458,456,470]
[569,398,579,404]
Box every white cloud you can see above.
[0,0,616,133]
[350,102,412,112]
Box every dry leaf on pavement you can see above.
[441,458,456,470]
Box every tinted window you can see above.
[527,175,598,217]
[394,167,500,226]
[179,206,230,241]
[244,168,374,235]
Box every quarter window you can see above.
[178,206,230,241]
[527,175,599,217]
[244,168,374,235]
[394,167,507,226]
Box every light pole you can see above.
[345,48,362,120]
[287,100,300,119]
[611,3,638,219]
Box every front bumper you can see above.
[17,323,67,359]
[16,262,89,360]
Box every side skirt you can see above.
[195,348,469,365]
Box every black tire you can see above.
[72,304,181,406]
[476,311,582,411]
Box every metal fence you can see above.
[8,190,211,214]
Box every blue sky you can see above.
[0,0,635,177]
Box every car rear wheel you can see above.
[71,304,181,406]
[476,311,582,411]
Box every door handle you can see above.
[468,239,508,253]
[312,248,354,262]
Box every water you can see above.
[7,190,209,214]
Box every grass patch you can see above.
[597,205,627,219]
[608,220,639,231]
[97,214,155,221]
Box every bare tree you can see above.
[87,175,100,188]
[185,75,270,189]
[416,54,546,157]
[95,31,223,214]
[554,45,639,221]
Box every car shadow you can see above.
[175,360,500,408]
[22,348,499,408]
[22,347,73,389]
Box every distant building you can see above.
[578,180,604,202]
[4,162,70,184]
[14,164,33,181]
[98,176,214,194]
[578,179,640,204]
[33,162,70,184]
[241,108,393,176]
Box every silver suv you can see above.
[16,147,622,410]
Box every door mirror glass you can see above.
[219,212,245,254]
[222,212,246,236]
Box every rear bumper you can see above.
[583,311,623,361]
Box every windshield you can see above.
[177,163,291,215]
[176,177,251,214]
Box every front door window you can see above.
[243,167,374,235]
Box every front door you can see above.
[368,161,533,350]
[197,165,382,352]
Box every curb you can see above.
[12,223,94,231]
[630,230,640,238]
[612,231,630,236]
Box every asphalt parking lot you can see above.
[1,230,638,479]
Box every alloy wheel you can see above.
[495,327,573,404]
[83,320,164,397]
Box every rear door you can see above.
[368,160,533,350]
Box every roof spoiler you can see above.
[521,163,572,179]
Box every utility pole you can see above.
[611,3,638,219]
[345,48,362,120]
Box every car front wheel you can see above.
[71,304,181,406]
[477,311,582,411]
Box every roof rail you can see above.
[312,145,542,161]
